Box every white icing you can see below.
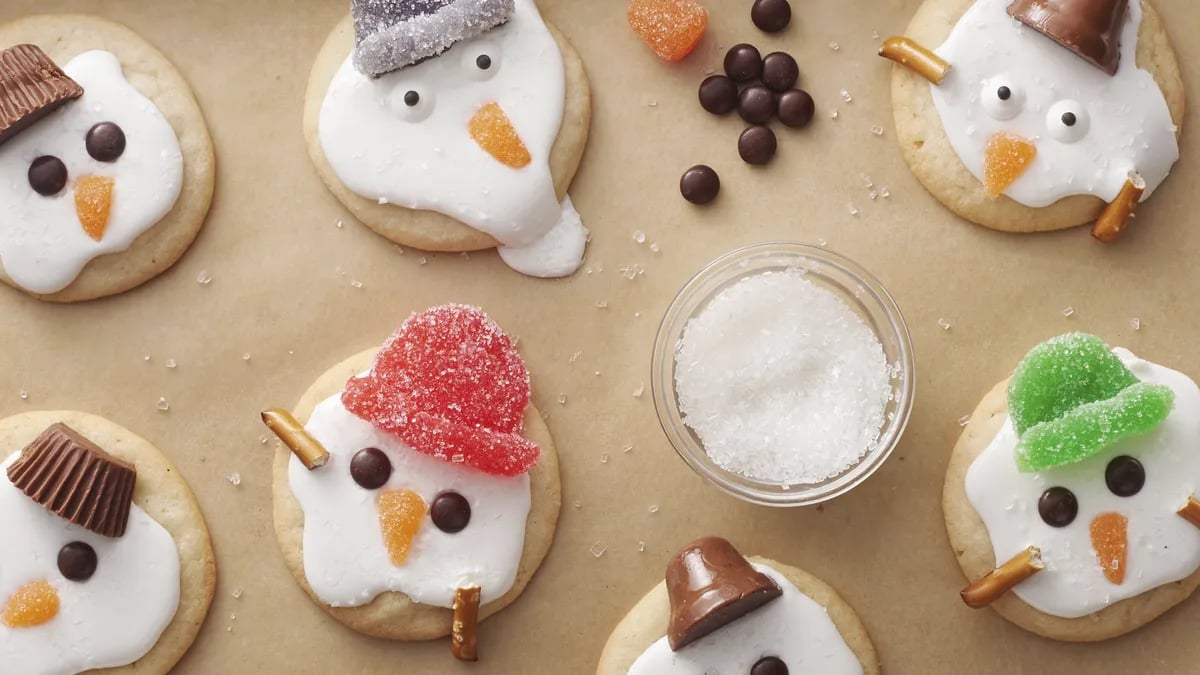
[290,393,530,608]
[930,0,1179,206]
[628,564,862,675]
[0,50,183,294]
[966,349,1200,618]
[0,453,180,675]
[319,0,586,278]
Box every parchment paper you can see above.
[0,0,1197,672]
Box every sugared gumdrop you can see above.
[469,102,531,169]
[75,175,113,241]
[984,132,1036,197]
[1009,333,1174,473]
[2,580,58,628]
[377,489,427,566]
[342,304,538,476]
[628,0,708,62]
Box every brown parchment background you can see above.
[0,0,1197,672]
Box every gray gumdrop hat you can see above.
[352,0,516,77]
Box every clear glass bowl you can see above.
[651,242,915,507]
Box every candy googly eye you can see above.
[389,86,434,122]
[57,541,97,582]
[1046,100,1089,143]
[350,447,392,489]
[462,45,501,81]
[1038,486,1078,527]
[1105,456,1145,497]
[981,76,1024,120]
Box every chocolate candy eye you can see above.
[430,491,471,533]
[85,122,126,162]
[403,90,420,107]
[1038,486,1078,527]
[350,447,392,489]
[1105,456,1145,497]
[997,85,1011,101]
[57,541,97,582]
[476,54,492,70]
[28,155,67,196]
[751,655,789,675]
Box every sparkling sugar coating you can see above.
[1009,333,1174,472]
[627,0,708,62]
[342,304,538,476]
[674,270,892,484]
[351,0,515,77]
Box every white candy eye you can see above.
[1046,100,1089,143]
[461,43,501,82]
[981,76,1024,120]
[388,86,434,123]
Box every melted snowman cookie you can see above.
[882,0,1184,237]
[0,15,215,302]
[597,538,879,675]
[304,0,591,277]
[0,411,215,675]
[945,333,1200,641]
[268,305,560,659]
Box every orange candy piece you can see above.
[469,103,532,169]
[628,0,708,62]
[74,175,114,241]
[377,489,427,566]
[2,580,59,628]
[983,132,1036,197]
[1090,512,1128,585]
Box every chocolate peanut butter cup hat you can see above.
[1007,0,1128,75]
[7,422,136,538]
[352,0,515,77]
[0,44,83,145]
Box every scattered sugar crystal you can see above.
[419,257,428,265]
[623,444,635,454]
[637,542,646,552]
[646,99,658,108]
[143,354,151,362]
[872,29,880,39]
[649,243,661,253]
[633,230,646,244]
[230,613,237,621]
[377,197,389,205]
[635,312,642,318]
[648,505,659,514]
[573,501,582,510]
[828,42,840,51]
[674,269,892,484]
[1062,306,1075,318]
[226,472,241,486]
[880,187,891,199]
[840,88,853,103]
[18,390,28,400]
[589,542,607,558]
[335,219,343,229]
[600,453,609,464]
[870,125,884,136]
[231,587,243,599]
[619,264,645,280]
[847,203,859,216]
[1131,317,1141,331]
[259,435,270,445]
[938,318,952,331]
[869,190,878,201]
[817,238,828,247]
[569,350,583,363]
[558,393,568,405]
[242,352,252,361]
[958,415,971,427]
[351,280,363,289]
[196,270,212,285]
[165,358,177,369]
[596,300,609,309]
[830,109,839,120]
[594,371,602,377]
[860,173,874,188]
[632,383,645,398]
[156,397,170,412]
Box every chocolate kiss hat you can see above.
[6,423,136,538]
[351,0,515,77]
[664,537,782,651]
[1007,0,1128,75]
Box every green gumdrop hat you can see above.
[1008,332,1175,473]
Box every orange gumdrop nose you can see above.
[378,489,427,566]
[75,175,114,241]
[2,580,60,628]
[628,0,708,62]
[1090,512,1129,585]
[983,132,1037,197]
[469,102,532,169]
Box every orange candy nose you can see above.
[74,175,114,241]
[983,132,1037,197]
[469,103,532,169]
[378,489,427,566]
[1090,512,1129,585]
[628,0,708,62]
[2,580,60,628]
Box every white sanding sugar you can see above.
[675,269,892,484]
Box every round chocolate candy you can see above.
[350,447,392,489]
[1105,456,1145,497]
[58,541,98,582]
[403,90,420,107]
[85,122,126,162]
[761,52,799,92]
[777,89,815,128]
[724,43,763,83]
[751,656,789,675]
[751,0,792,33]
[699,75,738,115]
[1038,486,1078,527]
[28,155,67,196]
[738,85,775,125]
[680,165,720,205]
[430,491,472,533]
[738,126,777,165]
